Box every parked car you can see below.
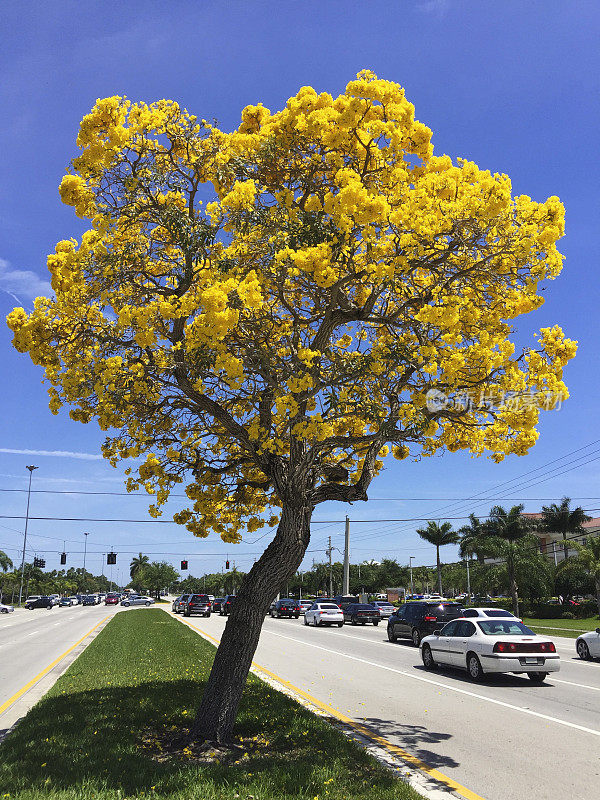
[120,595,155,607]
[67,596,81,605]
[59,597,76,606]
[333,595,360,610]
[387,601,465,646]
[0,601,15,613]
[172,594,191,613]
[304,602,344,627]
[576,627,600,660]
[220,595,236,615]
[49,594,60,606]
[269,599,301,618]
[25,596,54,610]
[25,596,41,605]
[421,618,560,682]
[371,601,395,618]
[104,594,120,605]
[211,597,225,613]
[462,607,520,621]
[183,594,212,617]
[299,600,313,615]
[344,603,381,626]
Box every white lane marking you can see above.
[261,629,600,738]
[551,677,600,692]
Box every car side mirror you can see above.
[433,629,441,636]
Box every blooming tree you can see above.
[7,71,576,741]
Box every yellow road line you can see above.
[0,614,111,716]
[169,612,486,800]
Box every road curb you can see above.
[165,609,484,800]
[0,613,114,743]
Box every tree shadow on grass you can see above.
[0,676,409,798]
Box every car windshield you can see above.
[483,610,515,618]
[477,620,536,636]
[320,604,340,610]
[354,604,376,610]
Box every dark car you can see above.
[82,595,97,606]
[172,594,191,614]
[333,595,360,610]
[25,596,54,610]
[220,595,236,616]
[387,602,465,646]
[183,594,212,617]
[212,597,225,613]
[269,599,301,619]
[343,603,381,626]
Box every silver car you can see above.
[371,601,395,618]
[576,627,600,660]
[120,595,155,607]
[0,602,15,614]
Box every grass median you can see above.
[0,609,424,800]
[522,616,599,639]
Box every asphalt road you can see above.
[0,603,120,731]
[172,611,600,800]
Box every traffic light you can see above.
[34,556,46,568]
[225,560,230,570]
[60,552,67,565]
[107,552,117,565]
[180,560,188,570]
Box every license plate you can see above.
[524,657,540,664]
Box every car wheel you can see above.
[467,653,484,681]
[577,640,591,660]
[337,622,343,628]
[314,617,319,626]
[373,621,379,626]
[387,627,397,643]
[184,611,190,617]
[295,614,299,619]
[422,644,436,670]
[528,672,549,683]
[304,616,309,625]
[145,602,151,606]
[1,608,8,614]
[351,618,358,626]
[411,629,422,647]
[123,602,130,607]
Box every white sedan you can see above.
[421,618,560,682]
[0,602,15,614]
[462,607,521,621]
[304,602,344,627]
[576,627,600,660]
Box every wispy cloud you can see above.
[417,0,450,17]
[0,257,52,303]
[0,448,103,461]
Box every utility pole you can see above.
[83,532,89,573]
[466,557,471,602]
[409,556,415,597]
[18,465,38,606]
[343,515,350,595]
[326,536,333,597]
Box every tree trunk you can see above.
[563,532,569,562]
[436,546,442,595]
[595,576,600,618]
[188,500,311,744]
[507,546,519,617]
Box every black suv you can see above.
[269,599,301,618]
[25,596,54,610]
[387,602,465,646]
[333,595,360,610]
[343,603,381,626]
[172,594,191,614]
[183,594,211,617]
[220,595,236,616]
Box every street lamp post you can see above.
[18,465,38,606]
[409,556,415,597]
[83,532,89,573]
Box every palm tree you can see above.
[486,505,530,616]
[571,536,600,616]
[130,553,149,581]
[0,550,14,603]
[540,497,591,562]
[458,514,489,562]
[416,521,459,596]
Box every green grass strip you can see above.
[0,609,424,800]
[522,616,599,639]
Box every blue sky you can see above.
[1,0,599,583]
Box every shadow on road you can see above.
[412,663,556,688]
[357,716,459,770]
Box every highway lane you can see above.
[172,611,600,800]
[0,603,120,723]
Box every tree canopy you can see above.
[7,71,575,544]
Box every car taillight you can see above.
[424,616,437,621]
[540,642,556,653]
[494,642,517,653]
